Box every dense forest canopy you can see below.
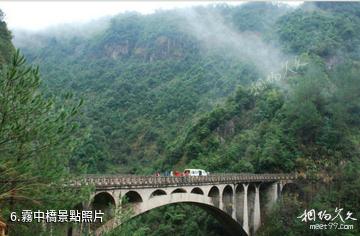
[14,3,293,174]
[1,2,359,235]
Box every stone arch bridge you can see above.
[74,173,297,236]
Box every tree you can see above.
[0,50,89,235]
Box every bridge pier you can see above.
[242,184,249,235]
[271,182,279,205]
[219,188,224,212]
[253,184,261,232]
[232,184,237,220]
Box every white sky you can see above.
[0,1,303,31]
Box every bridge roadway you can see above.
[72,173,297,236]
[78,173,296,188]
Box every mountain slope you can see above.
[15,3,289,173]
[167,3,360,235]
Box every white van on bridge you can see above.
[183,169,209,176]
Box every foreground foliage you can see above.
[0,50,89,234]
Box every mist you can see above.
[180,5,292,76]
[12,2,299,78]
[12,16,112,49]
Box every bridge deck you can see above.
[73,173,296,189]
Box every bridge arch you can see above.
[123,191,143,203]
[92,191,116,224]
[92,191,116,210]
[99,193,247,236]
[222,185,233,216]
[150,189,167,199]
[191,187,204,195]
[171,188,187,194]
[247,184,256,235]
[208,186,220,208]
[235,184,244,223]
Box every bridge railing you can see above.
[71,173,296,188]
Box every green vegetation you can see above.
[0,15,90,235]
[277,3,360,59]
[107,204,229,236]
[1,2,359,235]
[164,3,360,235]
[0,10,14,64]
[19,5,268,174]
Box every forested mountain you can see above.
[8,2,360,235]
[14,3,292,174]
[167,2,360,173]
[164,3,360,235]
